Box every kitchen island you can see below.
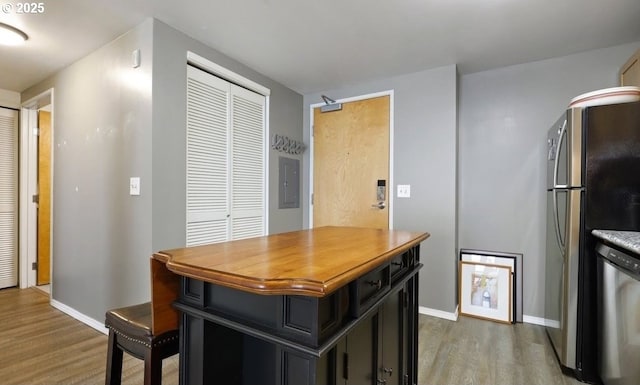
[153,226,429,385]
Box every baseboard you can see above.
[50,299,109,335]
[48,296,550,332]
[419,305,459,321]
[522,314,550,326]
[419,307,553,327]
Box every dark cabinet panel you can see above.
[379,288,404,385]
[346,313,376,384]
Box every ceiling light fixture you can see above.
[0,22,28,46]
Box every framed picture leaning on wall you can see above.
[459,261,512,324]
[460,248,521,323]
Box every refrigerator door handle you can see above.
[553,189,566,254]
[553,119,567,189]
[551,118,567,254]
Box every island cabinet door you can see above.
[333,312,377,385]
[377,287,409,385]
[275,348,329,385]
[332,287,413,385]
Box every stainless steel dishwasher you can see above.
[596,242,640,385]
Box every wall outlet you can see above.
[397,184,410,198]
[130,177,141,196]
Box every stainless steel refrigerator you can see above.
[545,101,640,383]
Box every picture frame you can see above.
[460,249,522,323]
[459,261,512,324]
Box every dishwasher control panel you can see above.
[596,242,640,275]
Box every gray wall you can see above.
[303,65,459,313]
[20,18,304,323]
[458,41,640,319]
[0,89,20,109]
[21,20,154,319]
[151,20,304,252]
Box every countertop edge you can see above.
[592,229,640,255]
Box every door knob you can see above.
[376,379,387,384]
[371,201,386,209]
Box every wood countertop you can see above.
[153,226,429,297]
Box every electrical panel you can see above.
[279,157,300,209]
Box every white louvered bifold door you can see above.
[186,65,266,246]
[186,66,230,246]
[0,108,18,288]
[230,84,265,240]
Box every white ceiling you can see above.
[1,0,640,94]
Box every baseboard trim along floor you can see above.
[522,314,550,326]
[419,304,554,327]
[50,298,108,335]
[49,295,553,335]
[419,305,459,321]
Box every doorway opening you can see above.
[19,88,53,296]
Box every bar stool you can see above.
[105,259,180,385]
[105,303,178,385]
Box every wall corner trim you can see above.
[50,299,109,335]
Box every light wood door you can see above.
[313,95,390,229]
[37,110,51,285]
[620,49,640,86]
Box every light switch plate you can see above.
[132,49,141,68]
[130,177,141,196]
[397,184,410,198]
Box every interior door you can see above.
[313,95,390,229]
[37,110,51,285]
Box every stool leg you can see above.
[144,347,163,385]
[105,330,123,385]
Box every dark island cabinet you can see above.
[173,242,422,385]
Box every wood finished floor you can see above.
[0,287,582,385]
[0,288,179,385]
[418,315,584,385]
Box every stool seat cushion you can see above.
[105,302,153,341]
